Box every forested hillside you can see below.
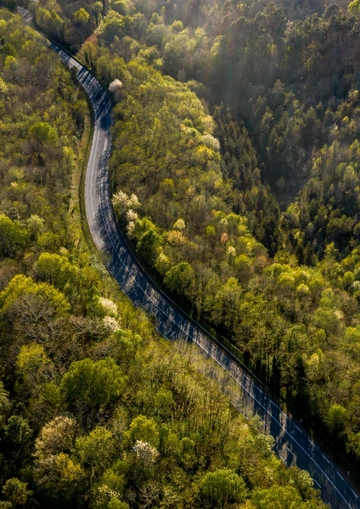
[21,0,360,476]
[0,8,331,509]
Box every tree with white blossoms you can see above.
[126,209,138,223]
[108,79,123,102]
[128,194,140,209]
[126,221,135,238]
[132,440,159,465]
[112,191,140,215]
[112,190,129,214]
[201,133,220,151]
[125,210,138,239]
[103,315,121,332]
[99,297,118,317]
[33,416,84,496]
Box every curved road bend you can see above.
[49,42,360,509]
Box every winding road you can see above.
[45,38,360,509]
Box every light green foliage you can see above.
[153,389,174,419]
[15,344,52,396]
[124,415,159,448]
[0,502,12,509]
[60,358,126,407]
[112,0,129,15]
[0,274,70,314]
[0,77,9,94]
[33,416,84,495]
[27,215,45,239]
[252,485,305,508]
[29,122,58,146]
[107,500,129,509]
[75,427,115,472]
[16,344,50,376]
[98,10,127,42]
[74,8,90,25]
[2,478,32,507]
[200,469,247,507]
[94,468,127,508]
[325,404,347,432]
[34,451,85,494]
[164,262,194,295]
[0,215,29,258]
[348,0,360,13]
[35,8,64,40]
[4,55,16,71]
[35,252,78,290]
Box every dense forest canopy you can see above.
[0,7,331,509]
[0,0,357,485]
[36,0,360,475]
[23,0,360,476]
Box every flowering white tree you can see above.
[132,440,159,465]
[112,190,129,214]
[112,190,140,239]
[108,79,123,101]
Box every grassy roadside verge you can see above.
[68,105,92,249]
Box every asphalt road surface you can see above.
[49,41,360,509]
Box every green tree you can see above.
[60,358,126,407]
[164,262,194,295]
[153,389,174,419]
[29,122,58,147]
[325,404,347,433]
[137,229,161,265]
[3,416,33,469]
[74,8,90,26]
[34,416,84,498]
[0,215,29,258]
[124,415,159,448]
[15,344,52,396]
[2,478,32,508]
[34,452,84,498]
[0,275,70,315]
[107,500,129,509]
[348,0,360,14]
[252,485,304,509]
[35,252,78,290]
[75,427,115,475]
[200,469,247,507]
